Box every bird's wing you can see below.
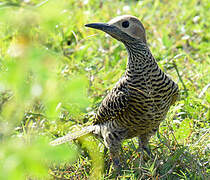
[94,77,129,124]
[171,90,179,106]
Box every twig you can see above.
[198,83,210,98]
[159,161,177,178]
[35,0,49,7]
[193,130,209,146]
[172,60,188,97]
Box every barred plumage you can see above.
[50,15,179,169]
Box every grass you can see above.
[0,0,209,179]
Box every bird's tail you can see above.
[50,125,95,146]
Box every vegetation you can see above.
[0,0,209,179]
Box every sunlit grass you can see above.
[0,0,209,179]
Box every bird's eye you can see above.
[122,21,129,28]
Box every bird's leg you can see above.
[143,145,153,157]
[110,147,121,170]
[138,137,153,158]
[137,137,145,167]
[137,137,154,168]
[104,132,122,171]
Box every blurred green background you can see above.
[0,0,209,179]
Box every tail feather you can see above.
[50,125,95,146]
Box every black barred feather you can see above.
[50,15,179,169]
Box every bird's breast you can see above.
[117,74,178,134]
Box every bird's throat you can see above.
[125,42,156,75]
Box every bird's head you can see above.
[85,15,146,44]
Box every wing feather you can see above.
[94,77,129,124]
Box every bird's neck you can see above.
[124,42,157,74]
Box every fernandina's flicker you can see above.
[50,15,179,168]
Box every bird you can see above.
[50,15,179,169]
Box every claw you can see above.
[143,145,154,158]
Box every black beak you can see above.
[85,23,116,33]
[85,22,135,42]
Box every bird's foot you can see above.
[137,146,144,168]
[112,157,122,170]
[137,142,154,168]
[142,145,154,158]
